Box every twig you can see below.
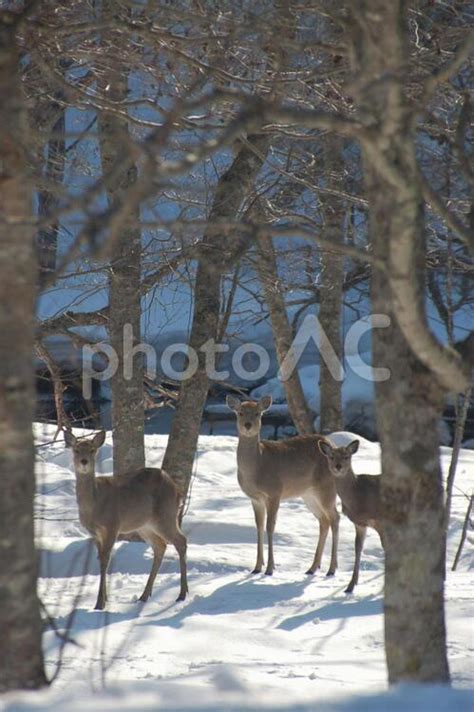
[452,494,473,571]
[446,386,472,532]
[420,171,474,254]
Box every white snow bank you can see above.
[6,424,472,711]
[1,682,472,712]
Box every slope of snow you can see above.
[2,425,472,711]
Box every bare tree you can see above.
[255,231,314,435]
[36,104,65,288]
[161,2,302,492]
[318,135,345,433]
[97,0,145,474]
[0,7,46,692]
[445,386,472,530]
[348,0,468,683]
[162,134,270,492]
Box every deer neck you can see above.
[74,471,97,533]
[237,432,261,473]
[335,468,357,504]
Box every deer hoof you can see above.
[94,601,105,611]
[138,593,149,603]
[326,570,336,577]
[344,585,355,595]
[176,592,187,602]
[251,568,262,574]
[305,568,316,576]
[264,569,273,576]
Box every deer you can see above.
[226,394,339,578]
[64,430,188,610]
[318,439,383,593]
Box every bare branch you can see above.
[420,171,474,254]
[35,341,71,439]
[39,309,109,337]
[422,30,474,103]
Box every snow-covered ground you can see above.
[1,425,473,711]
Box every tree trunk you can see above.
[451,494,473,572]
[351,0,450,683]
[370,177,449,684]
[108,223,144,474]
[0,16,47,692]
[256,233,314,434]
[162,136,269,491]
[98,2,144,475]
[36,105,65,289]
[445,387,472,531]
[318,136,344,434]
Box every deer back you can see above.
[93,468,181,535]
[239,435,335,501]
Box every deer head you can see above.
[226,395,272,437]
[319,439,359,478]
[64,430,106,476]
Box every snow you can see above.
[2,424,472,712]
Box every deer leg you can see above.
[306,516,329,575]
[265,497,280,576]
[171,531,188,602]
[345,525,366,594]
[251,499,265,574]
[326,508,340,576]
[139,533,167,603]
[94,531,116,610]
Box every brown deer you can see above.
[65,430,188,609]
[318,439,383,593]
[227,395,339,577]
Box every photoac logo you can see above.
[82,314,391,398]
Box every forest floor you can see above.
[1,425,473,711]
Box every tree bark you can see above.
[351,0,450,684]
[162,136,269,491]
[36,104,65,288]
[256,233,314,434]
[0,14,47,692]
[98,1,144,475]
[318,136,345,434]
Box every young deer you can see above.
[227,395,339,577]
[65,430,188,609]
[318,439,383,593]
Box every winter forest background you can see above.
[0,1,473,710]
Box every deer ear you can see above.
[318,440,333,458]
[64,430,76,449]
[226,395,240,411]
[347,439,360,455]
[258,395,272,412]
[92,431,106,449]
